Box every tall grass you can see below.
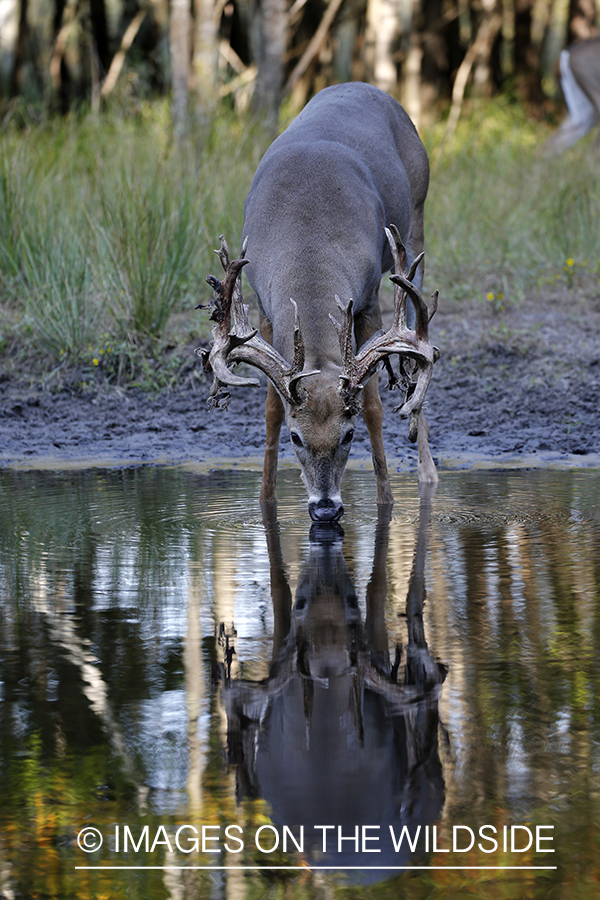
[0,106,270,364]
[424,100,600,301]
[93,162,199,337]
[0,98,599,374]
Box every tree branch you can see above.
[100,6,150,99]
[283,0,345,96]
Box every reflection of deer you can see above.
[222,487,447,877]
[546,37,600,152]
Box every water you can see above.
[0,465,599,899]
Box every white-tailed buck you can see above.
[198,83,439,522]
[547,37,600,152]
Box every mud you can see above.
[1,289,600,474]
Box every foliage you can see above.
[0,107,270,377]
[425,99,600,305]
[93,161,199,337]
[0,100,599,385]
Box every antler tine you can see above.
[428,289,439,323]
[329,295,355,370]
[199,254,259,392]
[210,236,251,337]
[385,225,408,332]
[198,237,320,408]
[289,298,320,404]
[334,223,440,438]
[406,250,424,284]
[385,224,407,274]
[289,298,305,375]
[390,268,430,339]
[215,234,230,272]
[393,361,434,421]
[329,296,362,405]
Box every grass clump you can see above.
[93,161,199,337]
[425,99,600,305]
[0,107,271,384]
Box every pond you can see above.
[1,465,599,899]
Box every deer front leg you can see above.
[355,306,394,506]
[417,410,438,485]
[361,374,394,506]
[260,381,285,504]
[258,306,284,504]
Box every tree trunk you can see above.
[284,0,345,97]
[568,0,598,42]
[419,0,449,109]
[332,0,361,83]
[445,1,503,139]
[170,0,191,137]
[194,0,219,111]
[89,0,110,74]
[251,0,287,123]
[471,0,503,97]
[514,0,543,103]
[364,0,412,93]
[403,35,423,125]
[101,7,149,99]
[10,0,29,96]
[50,0,75,112]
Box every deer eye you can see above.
[291,432,304,448]
[341,429,354,445]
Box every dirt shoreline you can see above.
[2,289,599,476]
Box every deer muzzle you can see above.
[308,497,345,523]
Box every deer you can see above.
[198,82,440,523]
[546,37,600,152]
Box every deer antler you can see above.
[330,225,440,440]
[196,236,319,409]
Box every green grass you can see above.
[0,103,269,381]
[0,97,599,387]
[425,99,600,303]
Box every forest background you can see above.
[2,0,599,126]
[0,0,598,388]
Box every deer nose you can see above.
[308,499,344,522]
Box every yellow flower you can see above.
[566,258,574,268]
[487,291,495,301]
[93,358,99,366]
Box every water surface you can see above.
[1,466,599,898]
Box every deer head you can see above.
[197,232,439,521]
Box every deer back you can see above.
[242,82,430,367]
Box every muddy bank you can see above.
[1,289,600,474]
